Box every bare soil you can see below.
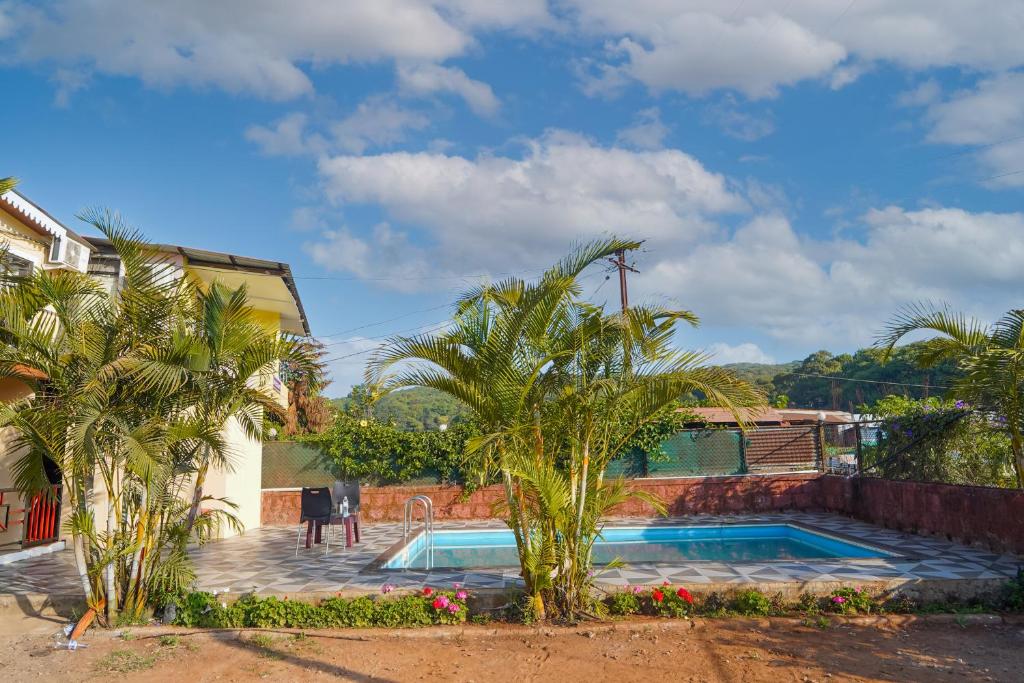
[1,616,1022,682]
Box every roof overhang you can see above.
[83,237,311,336]
[0,190,95,250]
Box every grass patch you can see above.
[97,649,157,673]
[245,633,283,659]
[159,635,181,647]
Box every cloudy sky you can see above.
[2,1,1023,395]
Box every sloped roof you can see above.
[681,407,853,425]
[0,190,95,249]
[84,237,311,336]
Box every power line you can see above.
[319,317,454,349]
[292,269,543,282]
[785,371,950,390]
[317,302,451,339]
[320,319,455,361]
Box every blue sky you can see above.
[2,1,1023,396]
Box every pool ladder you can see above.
[403,495,434,569]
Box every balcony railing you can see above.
[0,485,62,548]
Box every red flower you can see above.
[422,587,433,596]
[652,589,664,603]
[432,598,445,609]
[676,588,693,604]
[662,580,671,586]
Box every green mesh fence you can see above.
[261,441,337,489]
[607,429,746,478]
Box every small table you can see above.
[304,514,358,549]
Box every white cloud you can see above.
[615,108,669,150]
[397,63,500,116]
[922,72,1024,187]
[567,2,1024,99]
[639,207,1024,347]
[312,130,744,283]
[703,97,775,141]
[246,113,324,157]
[2,0,478,100]
[330,97,432,154]
[926,73,1024,145]
[610,14,845,99]
[707,342,775,365]
[304,223,432,294]
[896,79,941,108]
[246,98,432,157]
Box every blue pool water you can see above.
[383,524,891,570]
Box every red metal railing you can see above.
[0,485,61,547]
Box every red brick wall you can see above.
[262,475,1024,556]
[261,473,824,525]
[820,475,1024,556]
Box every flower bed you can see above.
[173,586,468,629]
[166,570,1024,629]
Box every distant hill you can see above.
[332,386,470,431]
[720,361,800,386]
[330,342,960,429]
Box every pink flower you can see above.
[452,583,461,590]
[381,583,395,594]
[631,586,643,595]
[455,590,468,601]
[832,596,846,604]
[447,603,460,614]
[432,598,444,609]
[434,595,450,609]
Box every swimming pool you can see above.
[382,524,894,570]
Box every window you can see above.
[1,252,33,278]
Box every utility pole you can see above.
[607,248,639,312]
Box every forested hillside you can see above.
[730,342,960,411]
[332,386,471,431]
[333,342,959,429]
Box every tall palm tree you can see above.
[879,304,1024,487]
[0,214,192,619]
[0,214,312,622]
[368,239,764,619]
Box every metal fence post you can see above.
[815,419,826,472]
[854,422,863,475]
[738,430,748,474]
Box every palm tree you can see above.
[368,239,764,619]
[0,214,195,619]
[0,213,312,622]
[879,304,1024,487]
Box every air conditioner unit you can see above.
[47,236,88,271]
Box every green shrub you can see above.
[882,592,917,614]
[700,592,729,616]
[826,587,877,615]
[173,587,469,629]
[797,593,821,615]
[731,590,772,616]
[320,596,375,627]
[1002,568,1024,611]
[647,585,695,618]
[607,590,642,616]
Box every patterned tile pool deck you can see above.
[2,512,1019,598]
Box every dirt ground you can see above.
[1,615,1022,682]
